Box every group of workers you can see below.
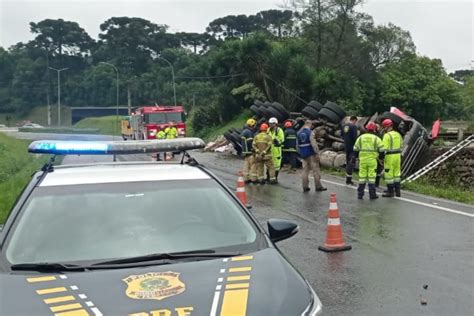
[154,122,178,161]
[241,117,327,192]
[242,115,403,200]
[343,117,403,200]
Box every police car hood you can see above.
[0,248,313,316]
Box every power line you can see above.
[263,74,309,105]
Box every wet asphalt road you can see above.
[7,132,474,315]
[191,151,474,316]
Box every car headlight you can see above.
[301,281,322,315]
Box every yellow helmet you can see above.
[246,118,256,127]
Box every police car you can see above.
[0,138,322,316]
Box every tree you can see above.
[176,32,215,54]
[378,53,461,124]
[29,19,94,58]
[257,9,296,38]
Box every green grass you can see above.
[190,111,250,141]
[0,133,50,224]
[402,179,474,205]
[74,116,121,136]
[320,166,473,205]
[0,106,72,127]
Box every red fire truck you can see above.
[122,105,186,140]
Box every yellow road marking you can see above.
[36,287,68,295]
[27,276,56,283]
[225,283,249,290]
[220,289,249,316]
[44,296,76,304]
[227,275,251,282]
[231,255,253,262]
[55,309,90,316]
[50,303,82,312]
[228,267,252,273]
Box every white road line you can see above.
[91,307,103,316]
[209,291,221,316]
[322,179,474,218]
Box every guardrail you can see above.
[18,127,100,134]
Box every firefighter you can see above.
[241,118,257,183]
[155,128,166,161]
[253,123,276,185]
[165,122,178,139]
[268,117,284,182]
[283,121,298,172]
[297,120,327,192]
[381,119,403,197]
[353,122,384,200]
[342,116,358,185]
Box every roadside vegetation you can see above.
[73,116,121,136]
[0,133,49,224]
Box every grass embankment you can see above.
[74,116,121,136]
[189,111,250,141]
[320,166,473,204]
[0,133,50,224]
[0,106,72,126]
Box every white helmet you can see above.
[269,117,278,124]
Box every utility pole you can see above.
[100,62,120,162]
[156,55,177,106]
[48,67,68,126]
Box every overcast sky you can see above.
[0,0,472,72]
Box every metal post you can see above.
[100,62,120,162]
[48,67,68,126]
[156,56,177,106]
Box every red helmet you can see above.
[382,119,393,128]
[284,121,293,128]
[366,122,377,132]
[259,123,269,131]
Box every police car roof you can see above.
[39,163,211,187]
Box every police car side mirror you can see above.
[267,219,298,243]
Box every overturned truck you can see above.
[222,100,438,179]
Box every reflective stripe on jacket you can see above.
[283,128,297,152]
[252,132,273,157]
[383,130,403,154]
[353,133,384,160]
[297,127,315,158]
[241,127,255,155]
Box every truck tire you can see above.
[250,105,262,117]
[379,111,403,126]
[319,108,342,124]
[254,100,265,107]
[323,101,346,119]
[308,100,323,112]
[271,102,290,119]
[259,106,271,119]
[267,107,284,122]
[301,106,319,119]
[264,101,272,107]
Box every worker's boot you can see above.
[346,175,354,185]
[369,184,378,200]
[357,183,366,200]
[275,170,279,183]
[375,175,381,188]
[382,184,395,197]
[394,182,401,197]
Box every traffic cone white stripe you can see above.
[329,202,338,210]
[236,187,246,192]
[327,218,341,226]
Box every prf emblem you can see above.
[123,271,185,301]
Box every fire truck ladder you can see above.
[402,135,474,183]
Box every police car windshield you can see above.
[5,180,259,265]
[146,112,184,124]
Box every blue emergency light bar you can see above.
[28,138,205,155]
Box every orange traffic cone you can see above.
[236,171,248,207]
[318,193,352,252]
